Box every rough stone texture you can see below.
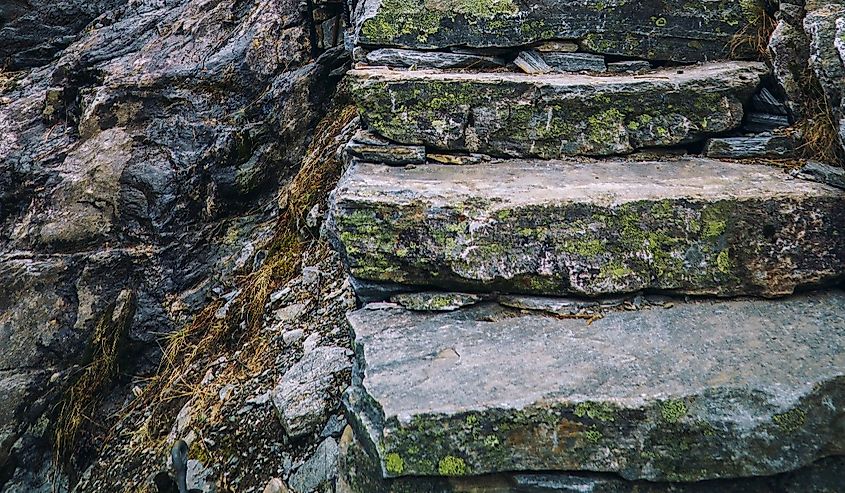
[352,0,759,62]
[795,160,845,189]
[344,292,845,482]
[365,48,505,69]
[512,50,552,74]
[272,346,353,439]
[607,60,652,73]
[346,130,427,165]
[0,0,349,488]
[542,52,606,72]
[704,134,798,158]
[769,3,811,120]
[804,1,845,154]
[390,292,481,312]
[0,0,127,69]
[328,158,845,298]
[350,62,768,158]
[337,425,845,493]
[289,437,340,493]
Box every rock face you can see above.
[804,1,845,155]
[328,158,845,297]
[352,0,760,62]
[0,0,349,489]
[350,62,768,157]
[0,0,127,68]
[344,293,845,482]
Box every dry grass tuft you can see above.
[797,72,843,165]
[730,1,777,60]
[53,290,136,474]
[125,102,358,449]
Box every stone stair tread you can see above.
[328,158,845,297]
[344,291,845,482]
[350,61,769,157]
[353,0,756,62]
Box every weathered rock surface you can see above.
[0,0,127,68]
[272,346,353,439]
[344,292,845,482]
[804,1,845,155]
[346,131,427,165]
[795,160,845,189]
[769,2,811,120]
[328,158,845,297]
[704,134,798,158]
[338,425,845,493]
[364,48,505,69]
[0,0,349,488]
[542,52,606,73]
[289,437,340,493]
[350,62,768,157]
[352,0,759,62]
[390,292,481,312]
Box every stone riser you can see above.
[338,426,845,493]
[350,62,768,158]
[328,158,845,298]
[354,0,763,62]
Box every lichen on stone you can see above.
[438,455,469,476]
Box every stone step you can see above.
[327,158,845,298]
[350,62,768,158]
[338,425,845,493]
[353,0,761,62]
[343,292,845,483]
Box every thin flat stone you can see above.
[364,48,505,69]
[607,60,652,73]
[795,160,845,190]
[513,50,551,74]
[543,52,606,72]
[349,62,768,157]
[328,158,845,297]
[704,134,798,158]
[534,41,579,53]
[344,292,845,481]
[390,292,481,312]
[346,142,427,165]
[744,112,790,132]
[353,0,756,62]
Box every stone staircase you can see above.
[330,1,845,491]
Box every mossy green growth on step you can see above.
[328,159,845,297]
[355,0,757,61]
[350,62,767,158]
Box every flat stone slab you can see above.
[328,158,845,297]
[344,292,845,482]
[353,0,758,62]
[350,62,768,157]
[704,134,798,159]
[364,48,505,69]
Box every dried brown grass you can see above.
[124,103,358,449]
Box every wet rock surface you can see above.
[349,62,768,157]
[0,0,349,489]
[344,292,845,482]
[0,0,127,69]
[328,158,845,297]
